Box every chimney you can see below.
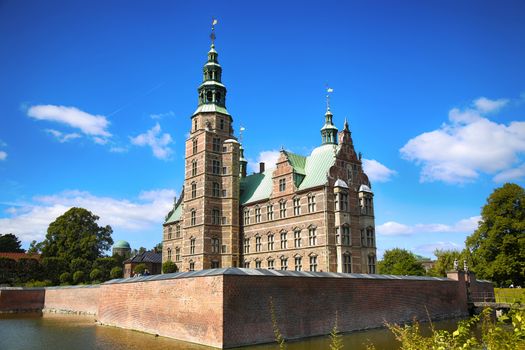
[259,162,265,173]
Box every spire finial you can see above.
[326,86,333,111]
[344,117,349,131]
[210,18,218,47]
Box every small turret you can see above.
[320,88,338,145]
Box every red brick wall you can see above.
[222,275,469,348]
[44,286,100,315]
[97,276,224,348]
[0,288,45,312]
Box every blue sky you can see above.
[1,1,524,258]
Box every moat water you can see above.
[0,313,460,349]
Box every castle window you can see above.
[294,230,301,248]
[255,259,262,269]
[268,260,274,270]
[175,247,180,261]
[335,227,340,244]
[189,261,195,271]
[308,227,317,246]
[366,228,375,247]
[309,256,318,272]
[192,160,198,176]
[212,209,221,225]
[191,210,196,226]
[279,178,286,192]
[255,207,261,223]
[193,138,198,154]
[244,260,250,268]
[168,226,172,239]
[219,119,224,130]
[293,198,301,216]
[212,260,220,268]
[222,189,227,197]
[308,195,316,213]
[280,257,288,271]
[190,238,196,255]
[213,138,221,152]
[206,91,212,102]
[244,209,250,225]
[167,248,172,261]
[194,119,198,131]
[216,92,221,103]
[342,226,350,245]
[267,234,274,251]
[340,193,348,211]
[212,160,221,174]
[368,255,376,274]
[191,182,197,199]
[280,232,287,249]
[267,204,274,220]
[255,236,262,252]
[212,238,220,253]
[361,229,366,246]
[244,238,250,254]
[279,201,286,218]
[212,182,220,197]
[294,257,302,271]
[222,166,227,174]
[176,225,181,238]
[343,253,352,273]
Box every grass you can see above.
[495,288,525,304]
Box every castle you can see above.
[162,32,377,274]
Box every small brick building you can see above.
[123,251,162,278]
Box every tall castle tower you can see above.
[179,25,241,270]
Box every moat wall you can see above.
[0,268,493,348]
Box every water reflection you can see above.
[0,313,460,350]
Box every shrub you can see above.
[110,266,123,279]
[162,261,178,274]
[72,270,85,284]
[89,268,102,282]
[25,280,53,287]
[59,272,71,284]
[133,263,147,275]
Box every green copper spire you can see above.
[320,88,338,145]
[197,19,227,109]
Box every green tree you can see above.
[70,257,91,275]
[427,249,464,277]
[72,270,85,284]
[92,257,119,281]
[110,266,123,279]
[378,248,426,276]
[133,263,147,275]
[16,258,42,284]
[0,257,17,285]
[0,233,24,252]
[41,207,113,263]
[89,268,102,282]
[154,242,163,253]
[162,260,178,273]
[41,257,68,285]
[465,183,525,286]
[59,272,71,285]
[27,240,43,254]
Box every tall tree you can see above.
[427,249,464,277]
[41,207,113,262]
[378,248,426,276]
[465,183,525,286]
[0,233,24,252]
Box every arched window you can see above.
[343,253,352,273]
[192,160,198,176]
[175,247,180,261]
[190,210,196,226]
[206,91,213,102]
[167,248,172,261]
[191,182,197,199]
[192,139,198,154]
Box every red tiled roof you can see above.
[0,252,41,261]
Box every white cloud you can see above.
[401,97,525,184]
[27,104,111,143]
[45,129,81,143]
[0,189,176,244]
[248,150,280,173]
[362,159,397,183]
[493,163,525,183]
[109,146,128,153]
[150,111,175,120]
[377,216,480,236]
[0,151,6,161]
[473,97,508,113]
[130,123,173,160]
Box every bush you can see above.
[110,266,123,279]
[133,263,147,275]
[59,272,71,284]
[0,257,17,285]
[25,280,53,287]
[72,270,85,284]
[70,258,91,275]
[162,260,178,274]
[41,257,68,285]
[89,268,102,281]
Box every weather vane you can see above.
[210,18,218,46]
[326,85,334,110]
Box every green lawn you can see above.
[494,288,525,304]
